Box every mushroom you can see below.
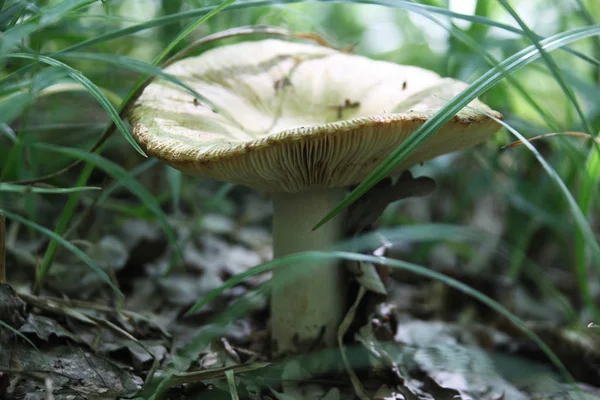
[128,38,502,356]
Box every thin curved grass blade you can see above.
[0,91,32,124]
[5,0,232,286]
[152,0,235,65]
[35,161,97,293]
[186,224,487,314]
[0,184,100,194]
[502,132,597,149]
[498,0,593,135]
[33,143,178,255]
[405,5,567,146]
[365,0,598,66]
[97,159,159,204]
[314,25,600,230]
[0,3,23,29]
[54,0,600,67]
[573,0,600,56]
[485,113,600,318]
[0,53,146,156]
[0,123,16,142]
[0,209,123,298]
[185,250,574,384]
[58,52,217,108]
[0,319,39,351]
[575,147,600,317]
[36,82,122,106]
[0,0,95,54]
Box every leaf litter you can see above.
[1,171,600,399]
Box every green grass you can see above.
[0,0,598,396]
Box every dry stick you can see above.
[0,215,6,283]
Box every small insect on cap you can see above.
[129,38,503,193]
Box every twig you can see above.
[17,293,171,338]
[501,131,597,150]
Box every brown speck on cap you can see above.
[128,39,502,192]
[274,76,293,91]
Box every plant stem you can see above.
[270,187,347,355]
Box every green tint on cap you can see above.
[129,39,502,192]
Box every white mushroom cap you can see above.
[129,39,502,192]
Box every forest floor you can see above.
[1,184,600,400]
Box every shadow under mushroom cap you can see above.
[129,39,503,193]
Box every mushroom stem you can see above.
[270,187,347,355]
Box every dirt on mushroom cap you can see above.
[128,38,502,193]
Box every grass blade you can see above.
[498,0,593,135]
[34,159,99,293]
[0,91,32,124]
[31,142,177,292]
[410,6,567,145]
[36,82,122,107]
[488,113,600,318]
[314,25,600,230]
[0,184,100,194]
[0,319,39,351]
[0,53,146,156]
[14,0,231,286]
[53,0,599,67]
[187,250,574,383]
[496,0,599,320]
[575,147,600,317]
[34,143,178,254]
[0,123,16,142]
[0,209,123,298]
[58,52,216,108]
[0,3,24,29]
[152,0,235,64]
[0,0,95,54]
